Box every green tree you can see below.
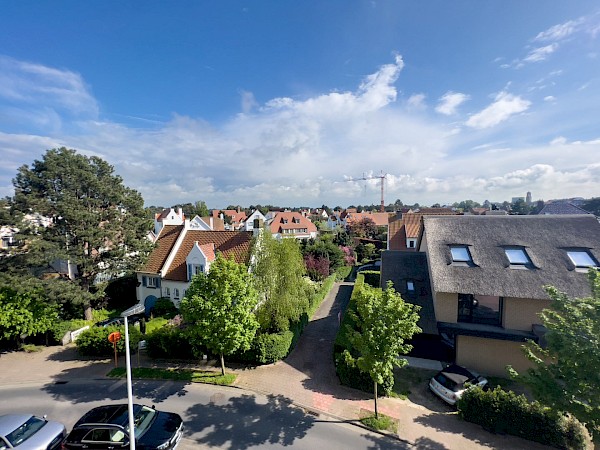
[181,254,259,375]
[343,282,421,417]
[452,199,481,212]
[0,285,60,346]
[511,198,532,215]
[582,197,600,216]
[11,148,152,318]
[509,269,600,438]
[303,236,345,272]
[348,217,378,239]
[251,231,310,332]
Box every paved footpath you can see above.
[0,281,548,449]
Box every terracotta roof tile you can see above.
[269,212,317,234]
[141,225,184,273]
[164,230,253,281]
[199,243,216,262]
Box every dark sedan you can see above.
[62,404,183,450]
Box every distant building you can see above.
[526,191,532,205]
[511,197,525,204]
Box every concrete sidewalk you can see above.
[0,282,548,449]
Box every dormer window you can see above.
[505,247,532,268]
[567,250,597,269]
[450,245,472,263]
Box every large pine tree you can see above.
[11,147,152,318]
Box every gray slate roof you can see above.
[538,201,592,215]
[422,215,600,300]
[380,251,438,334]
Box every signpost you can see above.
[108,331,121,367]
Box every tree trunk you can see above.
[374,380,378,418]
[84,304,93,321]
[220,353,225,376]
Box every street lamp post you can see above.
[124,316,136,450]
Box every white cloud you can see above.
[239,90,258,114]
[534,19,583,42]
[465,92,531,129]
[544,96,556,102]
[407,93,426,110]
[435,91,469,115]
[523,43,558,63]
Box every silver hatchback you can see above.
[0,414,66,450]
[429,364,488,406]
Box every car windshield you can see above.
[4,416,46,446]
[434,373,464,392]
[126,406,157,438]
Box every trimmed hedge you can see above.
[145,326,196,359]
[458,387,590,449]
[75,325,142,357]
[335,266,352,281]
[152,297,179,319]
[360,270,380,288]
[333,274,393,396]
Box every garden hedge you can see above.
[145,325,196,359]
[75,325,142,357]
[458,386,590,449]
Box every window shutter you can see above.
[142,276,147,287]
[187,264,192,281]
[157,278,161,288]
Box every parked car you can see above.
[62,404,183,450]
[0,414,66,450]
[429,364,488,405]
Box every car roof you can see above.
[439,365,477,384]
[75,405,144,427]
[0,414,34,434]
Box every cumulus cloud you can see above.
[435,91,469,115]
[0,55,98,119]
[465,92,531,129]
[407,93,426,110]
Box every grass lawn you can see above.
[359,411,398,434]
[391,366,437,400]
[144,317,169,333]
[107,367,236,385]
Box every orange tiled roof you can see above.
[198,243,216,262]
[200,216,225,231]
[141,225,184,273]
[345,212,390,227]
[388,209,460,251]
[269,211,317,234]
[164,230,253,281]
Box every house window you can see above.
[187,263,204,280]
[458,294,502,326]
[164,287,170,297]
[174,288,180,298]
[567,250,597,269]
[450,246,472,263]
[505,247,532,267]
[145,276,160,288]
[407,239,416,249]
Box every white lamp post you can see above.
[124,316,136,450]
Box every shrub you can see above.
[145,326,196,359]
[335,350,394,395]
[152,297,179,319]
[75,325,142,357]
[458,387,590,449]
[335,265,352,281]
[360,270,380,288]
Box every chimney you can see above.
[178,207,183,219]
[209,217,214,230]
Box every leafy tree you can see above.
[304,254,330,281]
[303,237,345,273]
[251,231,310,332]
[452,199,481,212]
[356,242,378,262]
[0,285,60,346]
[11,148,153,318]
[509,269,600,438]
[582,197,600,216]
[511,198,532,215]
[343,282,421,417]
[348,217,378,239]
[333,227,352,247]
[181,254,259,375]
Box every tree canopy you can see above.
[509,269,600,437]
[343,281,421,416]
[10,148,152,316]
[181,254,259,375]
[251,231,311,332]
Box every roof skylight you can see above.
[567,250,597,268]
[505,248,531,265]
[450,246,472,263]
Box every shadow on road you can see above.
[41,370,191,404]
[184,393,315,449]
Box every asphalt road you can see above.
[0,379,409,450]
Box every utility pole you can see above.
[345,171,387,212]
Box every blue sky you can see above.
[1,1,599,208]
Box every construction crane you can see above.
[345,170,387,212]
